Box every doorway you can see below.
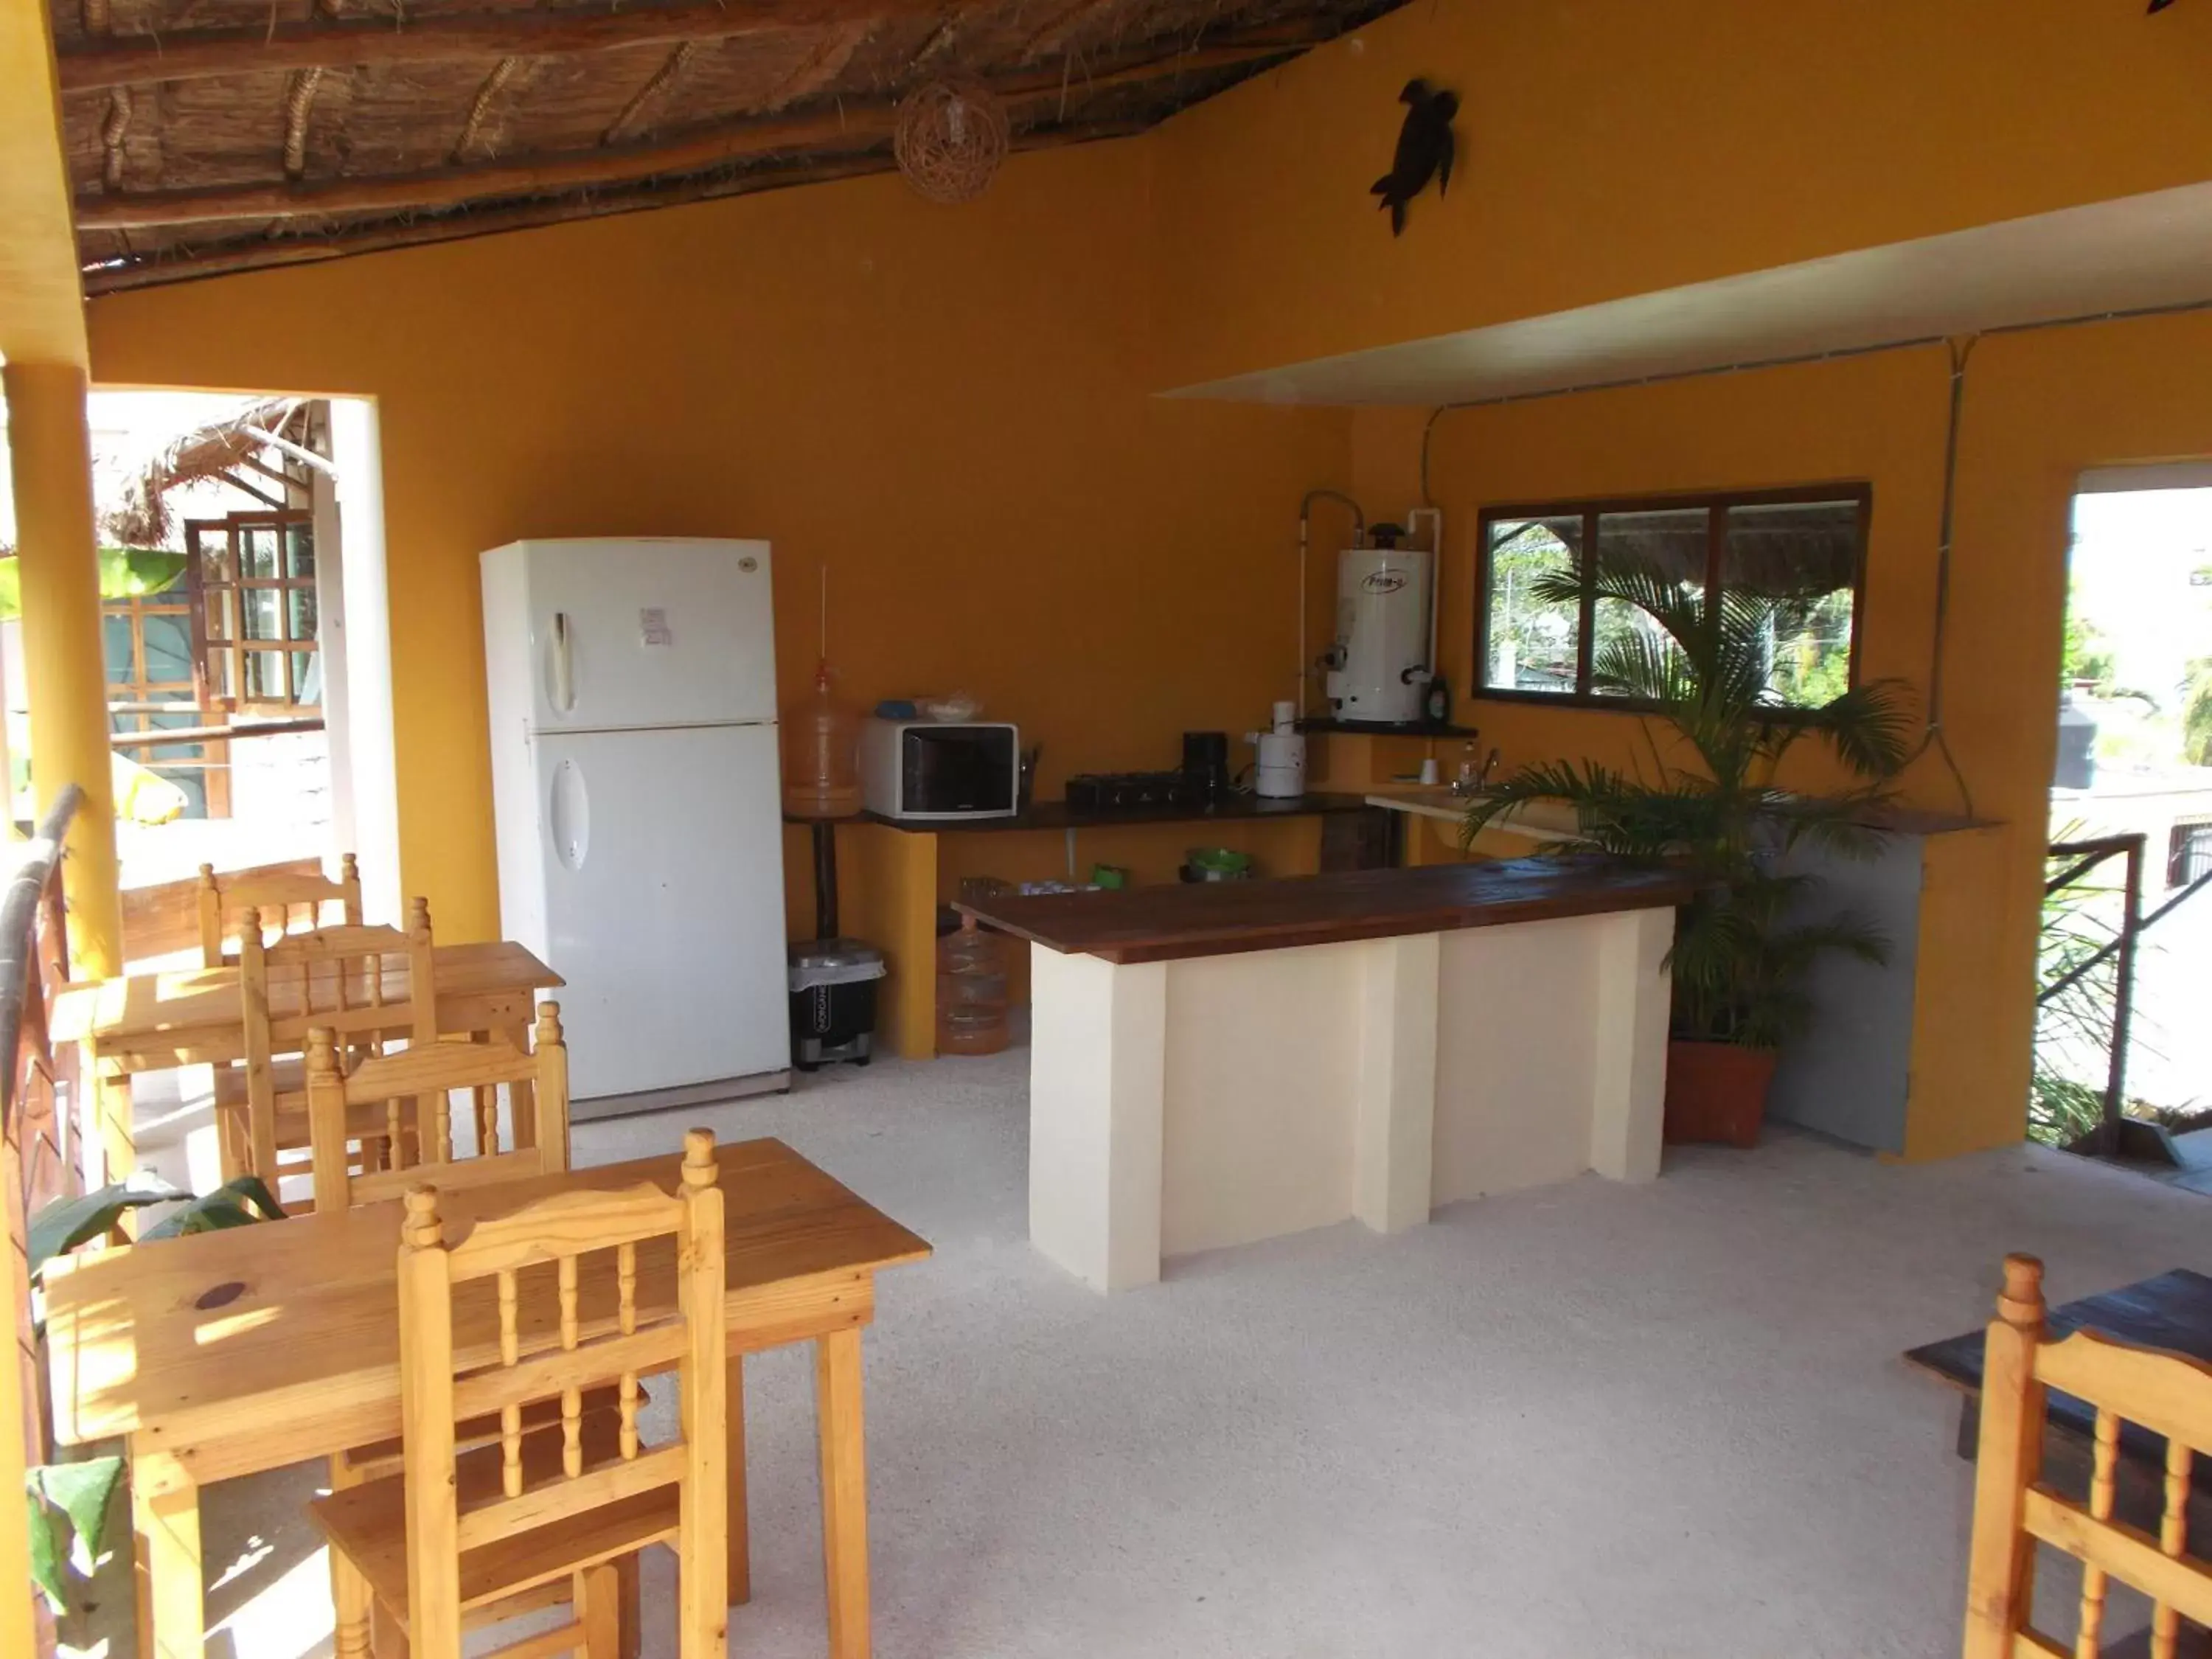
[2037,474,2212,1181]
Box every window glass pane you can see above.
[243,649,283,701]
[243,588,282,641]
[285,524,316,580]
[1484,515,1583,693]
[288,586,318,641]
[1592,507,1708,700]
[102,613,136,686]
[1721,498,1860,708]
[293,652,320,704]
[142,613,194,687]
[240,527,279,580]
[207,652,234,700]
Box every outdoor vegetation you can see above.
[1464,552,1912,1049]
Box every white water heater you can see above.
[1325,540,1433,726]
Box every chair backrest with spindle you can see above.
[198,855,364,965]
[305,1001,571,1214]
[237,900,437,1184]
[397,1131,727,1659]
[1961,1253,2212,1658]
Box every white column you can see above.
[1352,931,1439,1233]
[327,399,400,925]
[310,456,356,864]
[1028,944,1167,1292]
[1587,905,1674,1181]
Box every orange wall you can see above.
[1149,0,2212,384]
[1343,312,2212,1155]
[86,142,1352,941]
[75,0,2212,1157]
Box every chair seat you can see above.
[310,1415,678,1637]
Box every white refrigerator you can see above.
[481,537,790,1109]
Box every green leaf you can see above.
[28,1178,187,1278]
[35,1457,125,1573]
[26,1492,64,1611]
[24,1454,126,1607]
[139,1175,287,1241]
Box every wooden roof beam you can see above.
[55,0,949,94]
[74,31,1325,229]
[81,122,1146,293]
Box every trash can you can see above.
[787,939,887,1071]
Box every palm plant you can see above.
[1464,555,1916,1048]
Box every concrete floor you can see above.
[113,1047,2211,1659]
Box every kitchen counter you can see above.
[985,858,1685,1292]
[862,790,1376,834]
[1366,784,1993,842]
[956,855,1694,964]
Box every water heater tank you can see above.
[1326,544,1433,725]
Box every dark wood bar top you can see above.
[954,856,1698,964]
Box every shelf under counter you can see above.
[856,791,1378,834]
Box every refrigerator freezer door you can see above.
[518,538,776,732]
[529,723,790,1099]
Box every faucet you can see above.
[1448,742,1503,798]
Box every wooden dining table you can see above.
[49,939,565,1183]
[44,1135,932,1659]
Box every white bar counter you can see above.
[958,858,1694,1292]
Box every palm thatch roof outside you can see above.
[58,0,1405,293]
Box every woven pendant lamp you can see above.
[894,80,1009,204]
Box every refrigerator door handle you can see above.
[549,611,576,714]
[549,757,590,872]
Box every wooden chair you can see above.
[197,854,364,965]
[308,1130,728,1659]
[215,898,437,1189]
[1963,1253,2212,1658]
[304,1001,571,1215]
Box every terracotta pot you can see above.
[1663,1038,1778,1148]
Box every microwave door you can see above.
[907,728,1014,813]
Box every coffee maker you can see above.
[1181,730,1231,801]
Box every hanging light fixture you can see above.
[894,80,1009,205]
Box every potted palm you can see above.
[1464,556,1914,1146]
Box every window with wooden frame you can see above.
[187,510,320,712]
[1475,484,1871,711]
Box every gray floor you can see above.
[139,1048,2210,1658]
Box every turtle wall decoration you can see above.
[1371,79,1459,237]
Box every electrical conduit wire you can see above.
[1297,488,1366,720]
[1415,334,2003,818]
[1409,292,2212,812]
[1916,335,1979,819]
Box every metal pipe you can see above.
[2101,835,2144,1155]
[1296,489,1365,720]
[238,423,339,478]
[0,785,82,1128]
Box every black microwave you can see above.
[858,719,1020,821]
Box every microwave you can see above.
[860,718,1021,821]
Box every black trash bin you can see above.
[787,939,887,1071]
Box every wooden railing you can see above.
[1,785,83,1659]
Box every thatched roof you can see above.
[58,0,1402,294]
[103,397,310,545]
